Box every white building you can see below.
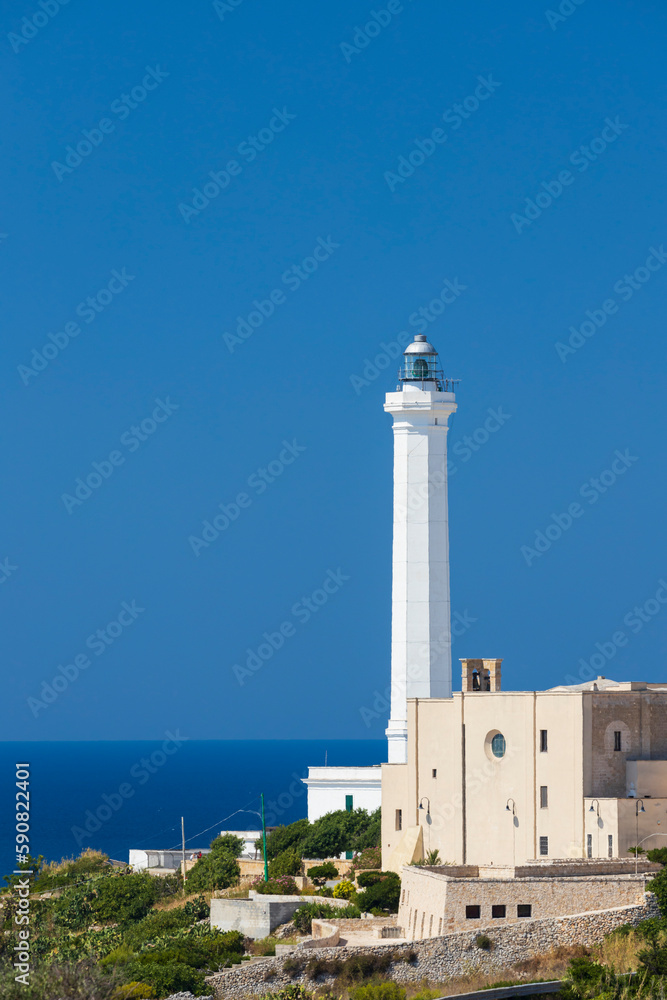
[303,335,457,816]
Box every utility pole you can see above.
[181,816,186,890]
[261,793,269,882]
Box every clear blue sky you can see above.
[3,0,667,741]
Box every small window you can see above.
[587,834,593,858]
[345,794,353,811]
[492,904,506,918]
[432,768,437,778]
[466,905,481,919]
[401,889,405,904]
[539,836,549,857]
[518,904,532,918]
[540,730,548,752]
[608,835,614,859]
[491,733,506,758]
[614,731,622,752]
[429,914,433,936]
[438,917,442,935]
[540,786,548,809]
[395,809,402,832]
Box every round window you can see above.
[491,733,506,758]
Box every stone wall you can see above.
[209,898,659,999]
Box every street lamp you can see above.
[635,799,646,876]
[589,799,600,857]
[419,797,431,814]
[506,799,516,867]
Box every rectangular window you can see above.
[540,786,548,809]
[401,889,405,904]
[429,914,433,936]
[492,904,506,918]
[432,768,437,778]
[438,917,442,935]
[587,833,593,858]
[608,835,614,859]
[345,794,353,811]
[539,836,549,856]
[614,731,622,751]
[540,730,548,752]
[395,809,402,831]
[466,905,481,919]
[518,904,532,918]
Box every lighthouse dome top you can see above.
[404,334,438,355]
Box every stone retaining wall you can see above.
[209,898,659,999]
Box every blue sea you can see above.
[1,740,385,878]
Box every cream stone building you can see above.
[382,666,667,869]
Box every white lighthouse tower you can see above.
[302,333,457,816]
[385,335,458,764]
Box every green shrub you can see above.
[251,875,299,895]
[122,960,206,996]
[356,872,400,913]
[293,901,360,934]
[258,989,312,1000]
[93,873,159,924]
[476,933,492,950]
[356,870,383,888]
[307,862,338,886]
[333,879,356,899]
[263,810,380,861]
[351,982,406,1000]
[269,849,303,878]
[111,983,155,999]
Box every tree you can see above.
[185,849,240,893]
[268,849,303,877]
[210,833,244,857]
[307,862,338,887]
[262,819,310,860]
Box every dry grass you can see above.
[151,890,212,912]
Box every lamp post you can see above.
[635,799,646,876]
[506,798,516,868]
[589,799,600,858]
[418,798,431,855]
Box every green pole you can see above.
[261,793,269,882]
